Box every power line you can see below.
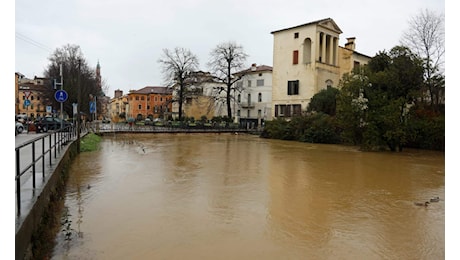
[15,32,53,53]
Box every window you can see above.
[138,104,142,109]
[256,79,264,86]
[237,110,241,116]
[136,96,139,100]
[354,61,360,70]
[247,94,251,106]
[293,50,299,64]
[236,81,243,88]
[258,109,262,117]
[238,94,241,103]
[258,93,262,102]
[247,110,250,118]
[141,96,145,100]
[287,80,299,95]
[326,79,333,89]
[294,32,299,38]
[247,80,252,87]
[275,105,287,117]
[147,105,150,110]
[293,104,302,116]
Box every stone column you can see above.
[321,33,327,63]
[328,35,334,65]
[334,37,339,66]
[316,31,321,62]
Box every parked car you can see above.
[16,114,28,124]
[144,118,153,125]
[16,121,24,135]
[34,117,73,133]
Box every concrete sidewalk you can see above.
[15,130,85,260]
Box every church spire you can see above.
[96,60,101,91]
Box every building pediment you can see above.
[318,18,342,34]
[271,18,343,35]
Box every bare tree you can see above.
[401,9,445,108]
[208,41,248,120]
[158,47,199,121]
[45,44,98,118]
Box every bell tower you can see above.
[96,60,102,93]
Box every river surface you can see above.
[50,133,445,259]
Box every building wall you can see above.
[17,77,52,119]
[183,95,215,121]
[110,94,129,123]
[271,19,370,119]
[127,92,172,120]
[235,65,273,123]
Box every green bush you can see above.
[80,133,102,152]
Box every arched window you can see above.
[303,38,312,63]
[258,93,262,102]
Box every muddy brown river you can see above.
[50,133,445,259]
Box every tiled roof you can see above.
[234,64,273,75]
[129,86,172,95]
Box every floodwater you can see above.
[50,133,445,259]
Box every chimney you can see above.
[114,89,123,98]
[345,37,356,51]
[251,63,257,71]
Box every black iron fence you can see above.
[15,125,77,216]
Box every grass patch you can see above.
[80,133,102,152]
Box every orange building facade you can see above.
[126,86,173,120]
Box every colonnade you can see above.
[316,31,339,66]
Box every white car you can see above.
[16,121,24,135]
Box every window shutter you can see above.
[293,50,299,64]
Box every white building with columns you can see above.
[270,18,371,118]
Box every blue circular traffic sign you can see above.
[55,90,68,102]
[24,99,31,106]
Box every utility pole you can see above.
[77,59,81,153]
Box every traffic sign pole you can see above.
[60,64,63,129]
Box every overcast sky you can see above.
[15,0,445,98]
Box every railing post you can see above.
[32,142,36,189]
[16,149,21,216]
[42,138,45,179]
[54,132,57,159]
[49,134,52,165]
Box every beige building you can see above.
[270,18,371,118]
[233,64,273,127]
[109,89,129,123]
[15,74,55,119]
[175,71,228,121]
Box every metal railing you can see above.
[15,125,78,216]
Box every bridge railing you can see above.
[15,125,87,216]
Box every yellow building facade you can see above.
[15,75,54,119]
[271,18,371,118]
